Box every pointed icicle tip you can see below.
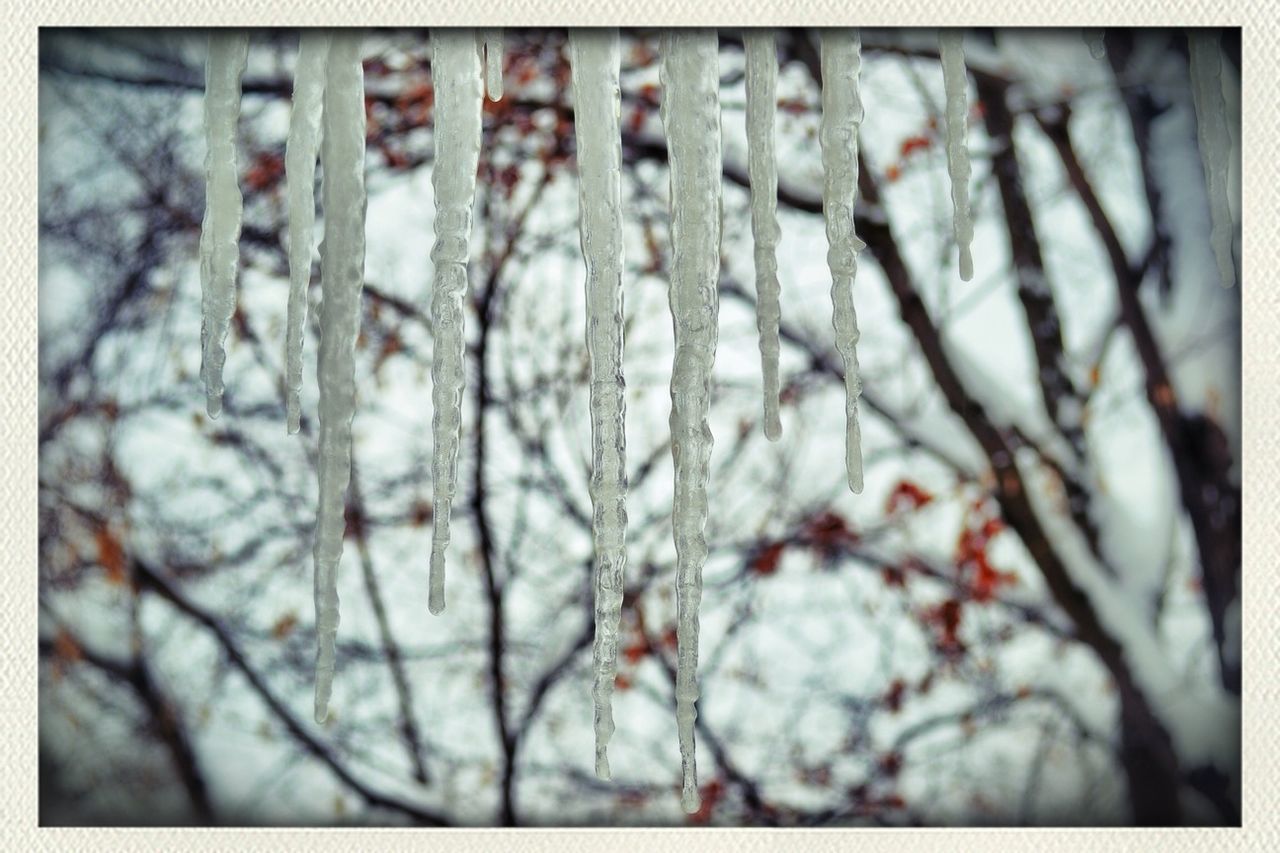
[428,548,447,614]
[595,753,611,781]
[681,785,701,814]
[847,415,864,494]
[847,457,865,494]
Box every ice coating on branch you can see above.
[744,31,783,440]
[819,30,867,494]
[312,32,367,723]
[1083,29,1107,60]
[482,28,504,101]
[1188,31,1235,288]
[428,30,483,614]
[659,30,721,815]
[569,29,629,781]
[939,30,974,282]
[284,32,332,434]
[198,32,249,419]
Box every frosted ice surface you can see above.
[312,32,367,723]
[744,31,783,440]
[1188,32,1236,288]
[819,30,867,494]
[285,32,332,434]
[199,32,249,419]
[427,30,484,614]
[569,28,630,781]
[660,29,722,815]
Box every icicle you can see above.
[1083,28,1107,60]
[569,28,629,782]
[744,31,783,441]
[198,32,249,419]
[427,30,483,614]
[659,29,721,816]
[938,30,974,282]
[312,32,367,723]
[1188,31,1236,288]
[284,32,332,434]
[482,28,504,101]
[819,30,866,494]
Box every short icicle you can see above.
[1083,28,1107,60]
[427,30,484,614]
[743,31,783,440]
[938,30,974,282]
[482,28,504,101]
[819,29,867,494]
[284,32,332,434]
[1188,31,1236,288]
[569,28,629,782]
[312,32,367,723]
[659,29,722,815]
[199,31,249,419]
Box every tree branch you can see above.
[130,559,451,826]
[1035,100,1241,697]
[39,628,216,823]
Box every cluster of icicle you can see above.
[195,23,946,814]
[198,26,1234,810]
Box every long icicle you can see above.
[199,31,249,419]
[743,31,783,440]
[569,28,629,782]
[312,31,367,722]
[819,29,867,494]
[939,30,974,282]
[482,28,504,101]
[427,30,483,614]
[1188,30,1236,288]
[659,29,721,815]
[284,32,332,434]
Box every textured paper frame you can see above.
[11,2,1273,849]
